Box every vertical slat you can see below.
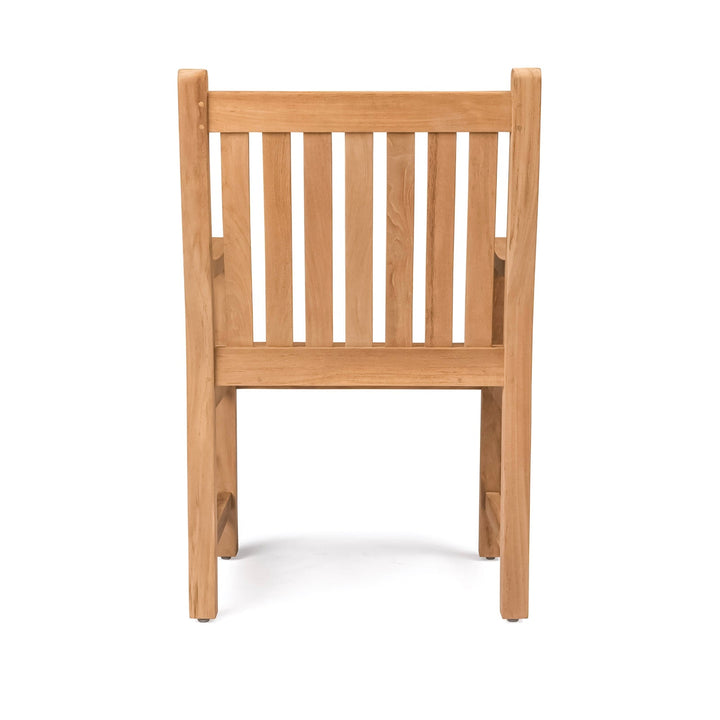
[221,133,253,346]
[263,133,293,346]
[178,69,217,620]
[304,133,333,346]
[500,68,541,620]
[465,133,498,346]
[385,133,415,346]
[425,132,456,346]
[215,386,237,558]
[345,133,374,346]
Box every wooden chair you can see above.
[178,68,541,622]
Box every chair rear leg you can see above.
[180,69,218,621]
[499,375,531,620]
[187,383,218,621]
[215,387,238,559]
[479,387,502,558]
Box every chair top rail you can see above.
[208,91,511,132]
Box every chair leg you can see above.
[479,387,502,558]
[215,387,238,558]
[499,372,531,620]
[187,380,218,621]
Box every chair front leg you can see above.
[215,387,238,559]
[479,387,502,558]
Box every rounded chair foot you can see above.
[506,619,519,623]
[485,556,497,560]
[221,556,233,560]
[197,618,210,623]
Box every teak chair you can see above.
[178,68,541,622]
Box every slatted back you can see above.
[179,70,541,388]
[210,90,514,350]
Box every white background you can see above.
[1,1,719,717]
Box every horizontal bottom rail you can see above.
[215,346,504,388]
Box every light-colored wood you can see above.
[479,245,506,559]
[495,236,507,261]
[208,92,512,133]
[304,133,333,346]
[465,133,498,347]
[485,491,500,538]
[386,133,415,346]
[345,133,373,346]
[181,70,541,622]
[178,69,217,620]
[263,133,293,346]
[216,491,234,544]
[215,346,504,388]
[500,68,541,621]
[221,132,253,346]
[215,387,237,556]
[479,387,502,557]
[211,237,226,346]
[425,133,456,346]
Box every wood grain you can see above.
[263,133,293,346]
[304,133,333,346]
[345,133,373,346]
[215,346,504,388]
[178,69,217,620]
[386,133,415,346]
[465,133,497,347]
[500,68,541,620]
[221,132,253,345]
[208,92,512,132]
[425,133,456,346]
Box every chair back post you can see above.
[178,69,218,619]
[500,68,541,619]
